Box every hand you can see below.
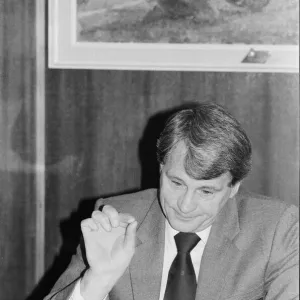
[80,205,137,299]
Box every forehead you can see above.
[166,141,187,166]
[164,141,232,187]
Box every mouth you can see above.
[173,209,195,221]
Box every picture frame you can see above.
[48,0,299,73]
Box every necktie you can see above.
[163,232,201,300]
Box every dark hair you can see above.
[156,102,252,185]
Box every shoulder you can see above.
[236,189,298,225]
[95,188,159,221]
[235,189,298,250]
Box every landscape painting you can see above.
[48,0,299,72]
[77,0,298,44]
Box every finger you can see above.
[102,205,120,228]
[124,220,137,250]
[80,218,98,233]
[118,213,136,227]
[91,210,111,231]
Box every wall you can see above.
[0,2,299,300]
[0,2,38,300]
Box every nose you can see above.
[178,190,197,214]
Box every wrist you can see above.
[80,269,114,300]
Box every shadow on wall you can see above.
[139,102,202,189]
[25,196,96,300]
[139,109,170,189]
[25,102,199,300]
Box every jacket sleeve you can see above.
[43,240,87,300]
[264,205,299,300]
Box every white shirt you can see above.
[69,221,211,300]
[159,221,211,299]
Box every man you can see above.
[44,102,299,300]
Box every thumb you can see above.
[124,221,137,250]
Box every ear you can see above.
[230,181,241,198]
[159,163,164,172]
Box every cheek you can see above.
[205,194,228,216]
[199,202,217,217]
[199,195,226,216]
[160,183,177,209]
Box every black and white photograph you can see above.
[0,1,299,300]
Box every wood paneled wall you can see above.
[0,2,299,300]
[0,2,39,300]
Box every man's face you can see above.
[159,141,240,232]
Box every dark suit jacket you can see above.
[44,188,299,300]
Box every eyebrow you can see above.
[198,186,222,192]
[166,172,223,191]
[167,174,185,183]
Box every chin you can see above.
[168,217,198,232]
[169,214,212,232]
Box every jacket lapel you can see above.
[196,196,240,300]
[129,196,165,300]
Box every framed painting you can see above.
[48,0,299,72]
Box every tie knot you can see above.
[174,232,200,254]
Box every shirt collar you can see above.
[165,219,211,245]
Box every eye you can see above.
[202,190,213,195]
[198,189,215,197]
[172,180,182,186]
